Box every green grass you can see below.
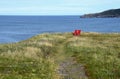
[65,33,120,79]
[0,32,120,79]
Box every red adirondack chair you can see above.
[73,30,81,36]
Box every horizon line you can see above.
[0,15,82,16]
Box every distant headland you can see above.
[80,8,120,18]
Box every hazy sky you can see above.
[0,0,120,15]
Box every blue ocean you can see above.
[0,16,120,43]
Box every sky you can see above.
[0,0,120,15]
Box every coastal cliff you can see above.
[80,8,120,18]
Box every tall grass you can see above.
[0,32,120,79]
[0,33,62,79]
[65,33,120,79]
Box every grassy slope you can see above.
[0,32,120,79]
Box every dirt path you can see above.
[58,58,88,79]
[56,40,88,79]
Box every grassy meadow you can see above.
[0,32,120,79]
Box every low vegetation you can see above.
[0,32,120,79]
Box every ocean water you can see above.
[0,16,120,43]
